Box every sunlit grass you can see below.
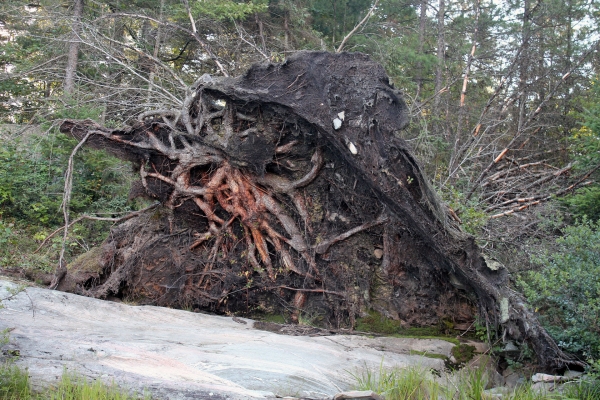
[0,363,149,400]
[348,362,600,400]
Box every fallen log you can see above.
[59,51,580,369]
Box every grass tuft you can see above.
[348,362,600,400]
[0,363,149,400]
[0,362,31,400]
[349,363,441,400]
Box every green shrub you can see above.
[563,186,600,222]
[0,133,132,227]
[0,123,135,270]
[519,219,600,358]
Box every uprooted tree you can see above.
[59,51,578,369]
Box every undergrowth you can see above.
[349,362,600,400]
[0,364,149,400]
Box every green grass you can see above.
[349,362,600,400]
[0,363,149,400]
[0,363,31,399]
[349,363,441,400]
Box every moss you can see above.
[251,312,287,324]
[393,334,460,346]
[409,350,448,360]
[67,246,103,273]
[356,310,402,334]
[356,311,460,345]
[451,343,476,364]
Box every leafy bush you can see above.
[519,219,600,358]
[0,132,132,227]
[1,119,135,270]
[563,186,600,222]
[565,83,600,220]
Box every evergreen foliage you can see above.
[519,219,600,359]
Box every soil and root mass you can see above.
[60,51,577,369]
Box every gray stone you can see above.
[530,382,558,393]
[531,373,565,383]
[502,341,519,353]
[503,371,526,389]
[463,340,490,354]
[563,370,583,380]
[333,390,383,400]
[467,355,503,389]
[482,387,510,399]
[0,280,447,399]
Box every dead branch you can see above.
[336,0,380,53]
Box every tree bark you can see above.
[433,0,445,116]
[146,0,165,105]
[449,0,480,181]
[415,0,428,99]
[64,0,84,95]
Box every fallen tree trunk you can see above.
[59,51,579,369]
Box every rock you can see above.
[333,390,383,400]
[0,280,447,399]
[531,373,565,383]
[467,355,503,389]
[453,322,474,331]
[359,336,455,358]
[502,368,526,389]
[530,382,557,393]
[563,370,583,380]
[482,387,510,399]
[373,249,384,259]
[463,340,490,354]
[502,341,519,353]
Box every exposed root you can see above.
[59,52,580,369]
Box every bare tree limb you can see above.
[336,0,379,53]
[36,202,160,253]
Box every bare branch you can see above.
[336,0,379,53]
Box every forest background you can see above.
[1,0,600,364]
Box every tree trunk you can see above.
[449,0,480,181]
[146,0,165,105]
[517,0,531,132]
[415,0,427,99]
[64,0,84,95]
[433,0,445,116]
[60,51,581,369]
